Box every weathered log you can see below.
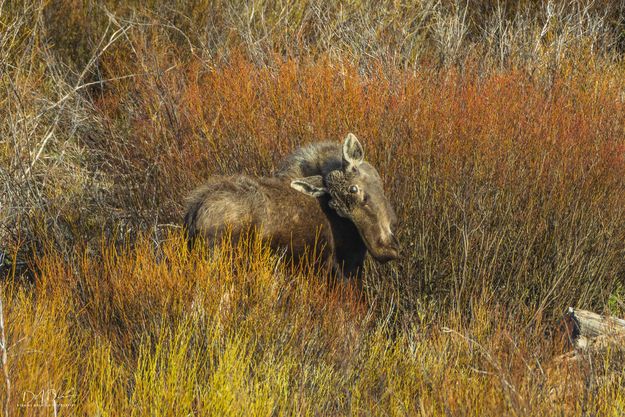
[549,308,625,398]
[564,307,625,350]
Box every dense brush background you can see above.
[2,0,625,415]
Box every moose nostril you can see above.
[379,234,401,254]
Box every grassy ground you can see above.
[1,1,625,415]
[4,233,625,416]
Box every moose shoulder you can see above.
[184,133,400,282]
[184,175,335,265]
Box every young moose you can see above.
[184,134,400,282]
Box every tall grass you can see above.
[66,53,625,322]
[1,233,624,416]
[40,0,625,70]
[1,0,625,415]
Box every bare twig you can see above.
[24,13,133,178]
[0,278,10,417]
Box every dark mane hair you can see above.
[274,141,342,179]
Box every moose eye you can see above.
[348,185,359,194]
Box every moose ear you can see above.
[342,133,364,171]
[290,175,327,198]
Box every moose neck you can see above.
[319,196,367,279]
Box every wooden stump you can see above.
[564,307,625,350]
[554,307,625,364]
[547,308,625,404]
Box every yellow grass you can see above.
[0,233,623,416]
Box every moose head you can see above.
[291,134,401,263]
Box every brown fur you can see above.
[275,142,343,179]
[184,176,335,269]
[184,134,400,284]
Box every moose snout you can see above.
[391,233,401,254]
[375,233,401,263]
[389,234,402,258]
